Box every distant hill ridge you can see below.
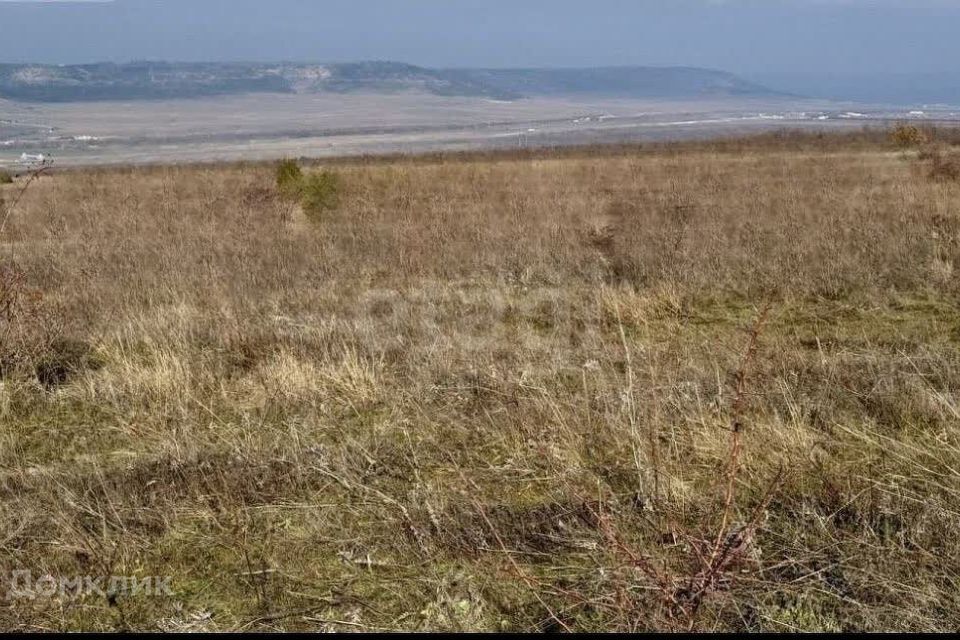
[0,61,778,103]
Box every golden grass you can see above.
[1,131,960,630]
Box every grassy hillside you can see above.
[1,131,960,631]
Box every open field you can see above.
[2,130,960,631]
[3,93,957,168]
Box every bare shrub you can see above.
[583,306,780,631]
[890,123,929,148]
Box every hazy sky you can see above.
[0,0,957,75]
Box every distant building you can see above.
[18,153,47,166]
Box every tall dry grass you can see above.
[1,131,959,630]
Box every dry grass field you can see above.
[1,130,960,631]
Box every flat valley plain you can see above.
[3,93,954,168]
[2,131,960,631]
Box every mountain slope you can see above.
[0,61,777,103]
[445,66,776,98]
[0,62,518,102]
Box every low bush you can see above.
[274,159,340,219]
[275,158,303,198]
[300,171,340,219]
